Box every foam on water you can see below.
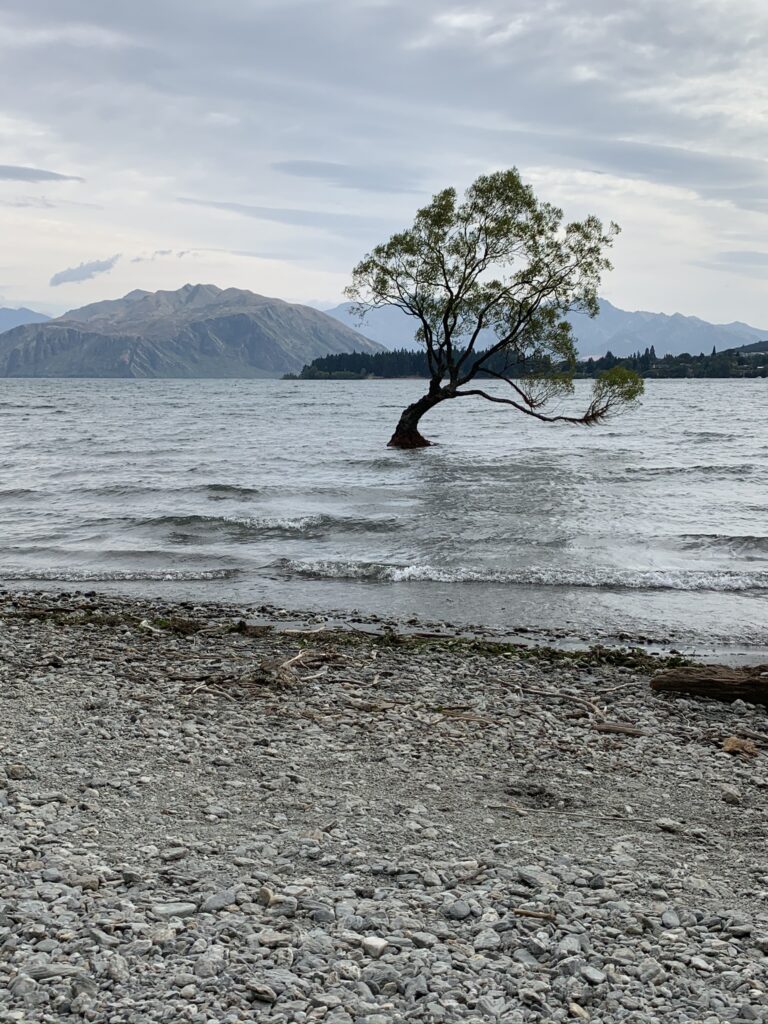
[274,558,768,592]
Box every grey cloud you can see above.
[131,246,298,262]
[49,254,120,286]
[692,250,768,280]
[716,251,768,267]
[0,195,100,209]
[0,164,83,183]
[177,197,385,234]
[198,247,302,262]
[272,160,421,194]
[500,131,768,213]
[130,249,174,262]
[0,197,57,209]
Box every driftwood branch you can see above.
[651,664,768,705]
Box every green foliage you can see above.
[346,168,643,431]
[584,366,645,424]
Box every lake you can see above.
[1,378,766,658]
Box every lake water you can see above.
[1,378,766,657]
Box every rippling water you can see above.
[1,378,766,654]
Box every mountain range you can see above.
[1,289,765,376]
[0,285,381,378]
[324,299,768,358]
[0,307,50,333]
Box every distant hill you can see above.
[324,299,768,358]
[0,306,50,332]
[0,284,383,378]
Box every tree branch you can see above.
[453,388,608,425]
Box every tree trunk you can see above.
[388,392,445,448]
[651,664,768,705]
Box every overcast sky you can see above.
[1,0,767,324]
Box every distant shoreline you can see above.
[286,343,768,381]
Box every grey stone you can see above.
[474,927,501,951]
[361,936,388,958]
[444,899,472,920]
[151,902,198,919]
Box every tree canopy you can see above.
[346,168,644,447]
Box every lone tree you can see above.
[346,169,643,447]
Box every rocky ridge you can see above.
[0,285,382,378]
[0,591,767,1023]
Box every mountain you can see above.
[324,299,768,358]
[568,300,768,359]
[0,284,383,378]
[0,307,50,332]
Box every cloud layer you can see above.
[0,164,83,182]
[0,1,766,323]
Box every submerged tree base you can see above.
[387,428,433,448]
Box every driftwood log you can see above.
[651,664,768,705]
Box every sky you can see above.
[1,0,767,324]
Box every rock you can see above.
[721,785,743,805]
[159,846,188,861]
[474,927,501,951]
[361,936,389,958]
[581,965,606,985]
[691,955,714,972]
[655,817,683,833]
[444,899,472,920]
[202,889,238,913]
[247,982,277,1003]
[9,976,37,997]
[258,929,292,948]
[556,935,584,959]
[151,902,198,919]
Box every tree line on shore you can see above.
[286,343,768,381]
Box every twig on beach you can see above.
[280,650,311,671]
[592,721,650,737]
[508,907,556,921]
[185,681,238,703]
[282,625,328,635]
[301,667,329,682]
[596,680,639,695]
[516,686,606,719]
[732,727,768,744]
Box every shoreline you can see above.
[3,581,767,667]
[1,589,767,1022]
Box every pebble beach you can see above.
[1,590,767,1023]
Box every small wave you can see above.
[616,463,755,480]
[0,403,60,411]
[680,430,737,442]
[677,533,768,557]
[0,568,239,582]
[0,488,38,499]
[142,513,396,538]
[199,484,263,501]
[272,558,768,592]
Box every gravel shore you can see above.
[1,590,767,1023]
